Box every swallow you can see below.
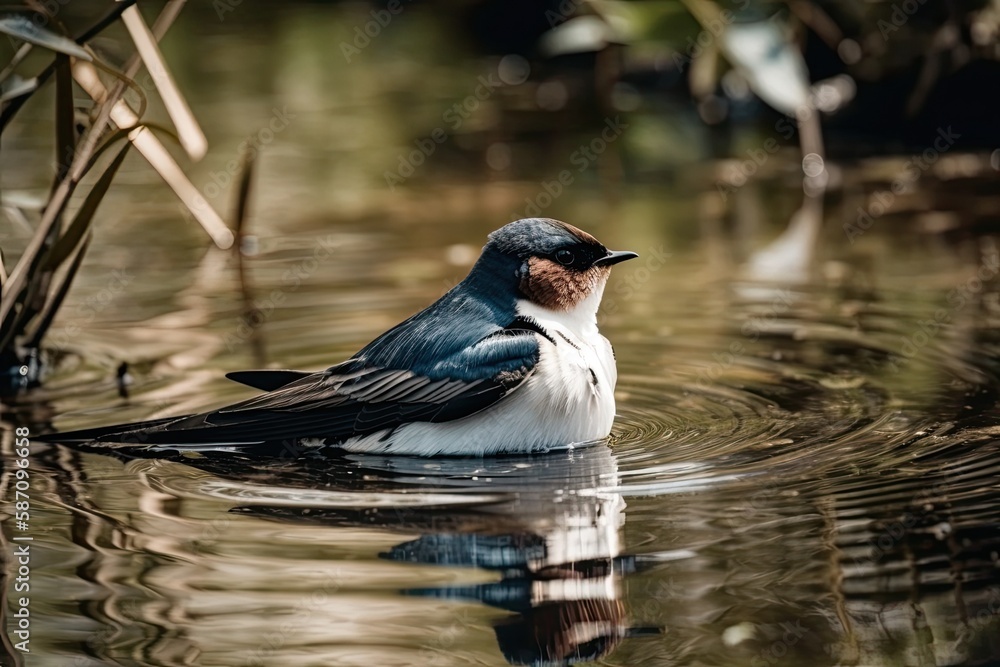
[46,218,638,456]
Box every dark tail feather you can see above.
[36,415,184,445]
[225,369,311,391]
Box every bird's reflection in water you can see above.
[235,443,656,666]
[71,439,658,666]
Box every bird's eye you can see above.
[555,249,575,266]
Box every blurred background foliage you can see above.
[2,0,1000,387]
[6,0,1000,182]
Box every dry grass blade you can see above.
[1,202,34,234]
[0,15,92,61]
[105,0,185,108]
[53,55,74,191]
[150,1,187,40]
[27,234,91,348]
[1,183,64,340]
[0,41,32,83]
[43,142,131,272]
[4,54,83,348]
[0,138,132,351]
[0,74,37,102]
[0,0,221,391]
[120,4,206,160]
[71,60,233,249]
[0,99,123,339]
[0,144,129,349]
[0,0,136,131]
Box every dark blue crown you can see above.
[486,218,602,258]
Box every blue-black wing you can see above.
[44,319,542,446]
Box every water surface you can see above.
[2,5,1000,666]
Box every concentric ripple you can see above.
[16,240,1000,667]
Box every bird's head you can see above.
[476,218,638,312]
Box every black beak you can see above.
[593,250,639,267]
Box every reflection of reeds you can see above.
[231,143,268,367]
[0,2,231,395]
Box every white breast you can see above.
[339,293,619,456]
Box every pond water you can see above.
[3,4,1000,667]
